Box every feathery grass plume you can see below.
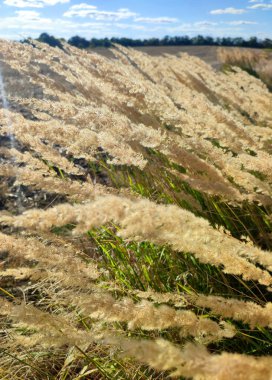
[0,162,124,202]
[0,113,82,175]
[1,195,271,286]
[133,289,272,329]
[1,39,272,379]
[1,39,272,204]
[116,45,272,124]
[106,336,272,379]
[0,147,53,172]
[0,299,99,348]
[218,47,272,90]
[62,291,235,342]
[0,232,100,287]
[189,294,272,329]
[0,298,268,379]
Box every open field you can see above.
[0,40,272,379]
[89,45,272,70]
[89,45,220,67]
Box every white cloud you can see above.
[0,8,152,39]
[4,0,69,7]
[0,11,53,30]
[134,17,178,24]
[65,3,96,10]
[226,20,258,25]
[0,11,86,33]
[165,22,228,34]
[210,7,247,15]
[194,21,218,27]
[115,23,147,30]
[63,4,180,25]
[248,3,272,9]
[64,3,137,20]
[15,10,41,19]
[0,1,266,41]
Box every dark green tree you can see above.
[37,33,63,49]
[68,36,90,49]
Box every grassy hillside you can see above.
[0,40,272,379]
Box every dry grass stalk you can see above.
[0,40,272,379]
[1,195,271,286]
[218,47,272,90]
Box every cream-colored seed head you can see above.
[0,40,271,380]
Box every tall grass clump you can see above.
[0,39,272,379]
[218,47,272,91]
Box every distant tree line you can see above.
[32,33,272,50]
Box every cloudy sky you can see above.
[0,0,271,40]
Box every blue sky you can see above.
[0,0,271,40]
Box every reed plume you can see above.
[0,39,271,379]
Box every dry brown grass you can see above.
[218,47,272,90]
[0,40,272,379]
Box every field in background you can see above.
[0,40,272,379]
[89,45,272,71]
[90,45,220,68]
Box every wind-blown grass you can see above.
[218,47,272,91]
[0,40,272,379]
